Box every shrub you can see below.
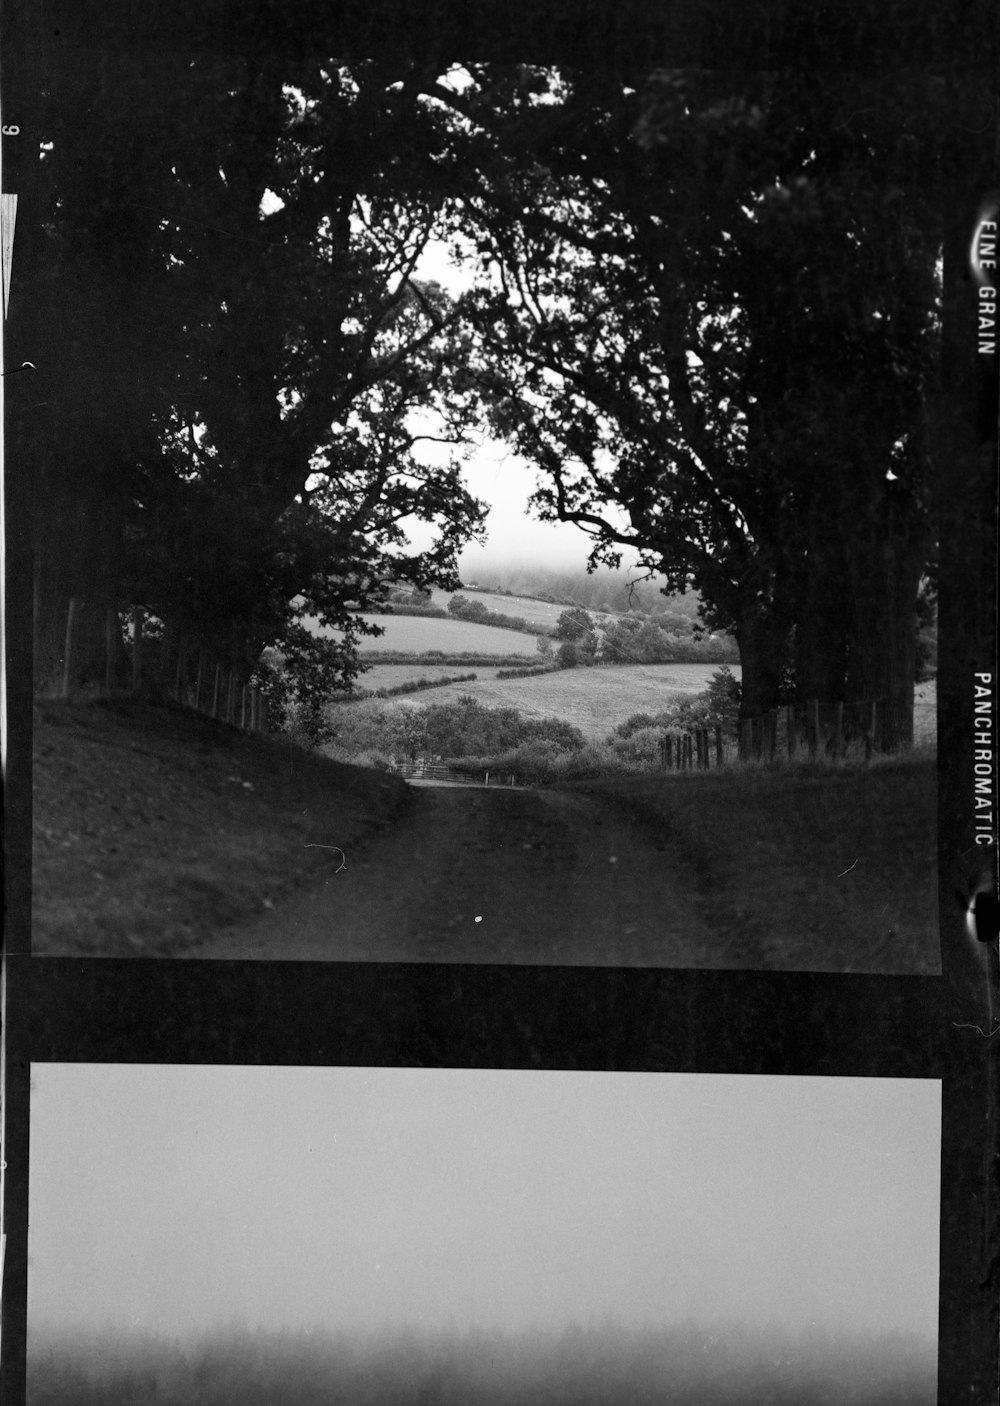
[610,725,667,765]
[611,712,661,741]
[497,665,552,680]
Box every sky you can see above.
[405,240,634,576]
[28,1065,940,1344]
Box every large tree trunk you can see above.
[790,556,849,715]
[733,610,789,754]
[842,521,927,751]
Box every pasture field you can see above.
[307,612,538,657]
[389,663,740,740]
[433,587,599,628]
[913,680,936,746]
[353,666,937,749]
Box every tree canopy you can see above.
[18,3,995,754]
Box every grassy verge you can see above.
[570,751,939,971]
[32,698,411,957]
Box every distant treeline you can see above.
[460,563,702,619]
[357,650,535,668]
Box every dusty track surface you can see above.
[192,782,734,966]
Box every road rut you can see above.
[192,782,733,966]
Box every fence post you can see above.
[174,634,187,704]
[807,699,819,759]
[226,671,235,724]
[240,683,248,730]
[738,718,749,761]
[833,701,844,760]
[864,700,877,762]
[132,606,145,693]
[785,704,795,760]
[61,596,80,698]
[714,725,723,767]
[105,606,118,695]
[211,662,221,719]
[485,771,490,786]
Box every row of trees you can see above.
[14,4,993,750]
[323,694,585,764]
[22,48,490,707]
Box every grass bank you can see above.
[570,752,939,972]
[31,698,411,957]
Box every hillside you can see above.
[306,612,538,657]
[382,663,737,741]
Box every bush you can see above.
[497,665,552,680]
[611,712,661,741]
[610,725,667,765]
[521,716,586,751]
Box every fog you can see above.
[406,431,618,573]
[28,1066,939,1351]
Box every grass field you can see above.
[28,1322,935,1406]
[434,587,594,628]
[307,612,538,657]
[387,663,738,740]
[354,665,937,748]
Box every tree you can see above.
[553,607,597,647]
[425,58,945,746]
[26,49,488,697]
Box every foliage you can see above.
[322,695,583,765]
[497,665,552,680]
[553,607,598,645]
[607,667,742,747]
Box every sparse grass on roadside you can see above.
[31,698,411,957]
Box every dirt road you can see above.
[192,781,742,966]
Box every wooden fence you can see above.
[738,700,882,762]
[658,696,927,771]
[658,727,726,771]
[52,598,269,734]
[393,759,517,786]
